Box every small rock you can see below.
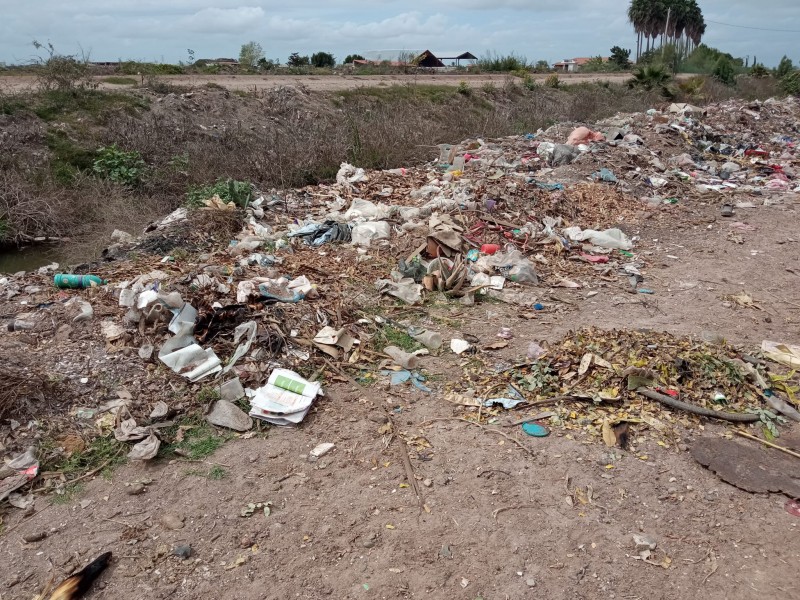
[172,545,192,559]
[160,513,185,531]
[127,482,146,495]
[526,577,537,588]
[362,538,376,549]
[422,478,433,488]
[22,531,47,543]
[632,533,657,550]
[240,536,254,549]
[138,344,154,360]
[439,544,452,559]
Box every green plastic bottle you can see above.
[53,274,106,289]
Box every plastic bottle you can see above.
[7,320,35,331]
[54,274,106,289]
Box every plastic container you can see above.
[410,329,443,351]
[7,320,35,331]
[54,274,106,289]
[481,244,501,255]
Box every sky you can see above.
[0,0,798,67]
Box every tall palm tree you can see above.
[628,0,648,62]
[628,0,705,62]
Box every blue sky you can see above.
[0,0,798,67]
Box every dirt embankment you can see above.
[0,72,637,93]
[1,81,673,256]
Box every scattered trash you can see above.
[567,126,605,146]
[409,327,443,350]
[247,369,322,426]
[0,447,39,502]
[450,339,472,355]
[240,501,273,518]
[521,422,549,437]
[53,274,106,289]
[762,341,800,368]
[206,399,253,432]
[308,442,335,462]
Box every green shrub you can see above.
[776,56,794,79]
[93,144,145,186]
[628,64,672,92]
[186,178,253,208]
[478,53,529,72]
[520,73,537,90]
[781,71,800,95]
[713,57,736,86]
[103,76,137,85]
[457,80,471,96]
[545,74,560,88]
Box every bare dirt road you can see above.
[0,72,634,93]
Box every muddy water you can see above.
[0,245,69,273]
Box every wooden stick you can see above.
[388,415,423,510]
[735,430,800,460]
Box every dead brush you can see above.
[187,207,244,242]
[0,350,61,421]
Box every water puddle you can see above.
[0,244,69,274]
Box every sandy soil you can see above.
[1,91,799,600]
[0,72,635,93]
[2,199,799,600]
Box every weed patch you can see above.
[160,416,231,461]
[103,76,138,86]
[44,435,127,479]
[52,483,85,505]
[33,89,147,121]
[185,465,229,480]
[373,324,422,353]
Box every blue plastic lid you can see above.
[521,422,549,437]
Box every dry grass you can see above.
[0,78,785,258]
[0,348,60,421]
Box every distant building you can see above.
[199,58,240,67]
[358,49,477,69]
[553,57,608,73]
[432,52,478,68]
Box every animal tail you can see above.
[48,551,112,600]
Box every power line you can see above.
[705,19,800,33]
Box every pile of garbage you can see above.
[1,96,799,476]
[445,327,799,445]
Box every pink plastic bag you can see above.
[567,127,605,146]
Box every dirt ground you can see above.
[2,197,799,600]
[0,72,635,93]
[1,94,800,600]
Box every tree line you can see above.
[627,0,706,63]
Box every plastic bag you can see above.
[351,221,391,246]
[563,227,633,250]
[488,248,539,285]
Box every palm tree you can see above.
[628,0,705,63]
[628,0,648,62]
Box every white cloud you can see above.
[0,0,798,66]
[183,6,266,34]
